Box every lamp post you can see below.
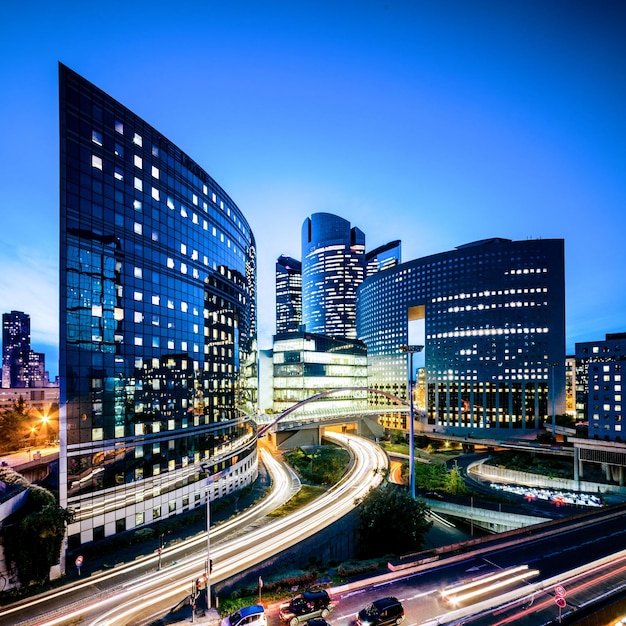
[400,344,424,499]
[550,362,559,440]
[200,463,213,608]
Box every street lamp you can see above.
[550,362,559,440]
[200,462,213,608]
[400,344,424,499]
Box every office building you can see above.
[357,237,566,434]
[2,311,30,388]
[59,64,258,547]
[272,330,367,417]
[276,255,302,334]
[575,333,626,442]
[301,213,366,340]
[366,240,401,277]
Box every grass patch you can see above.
[267,485,326,517]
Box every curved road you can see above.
[3,433,387,626]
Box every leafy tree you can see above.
[443,462,468,496]
[355,485,432,558]
[1,469,74,586]
[0,396,32,452]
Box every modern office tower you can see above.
[357,237,566,435]
[365,240,401,277]
[301,213,366,340]
[272,330,368,418]
[276,255,302,334]
[565,354,576,416]
[2,311,31,388]
[27,351,48,387]
[59,64,258,548]
[575,333,626,442]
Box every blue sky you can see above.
[1,1,625,379]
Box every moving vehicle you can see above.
[221,604,267,626]
[356,597,404,626]
[279,589,332,626]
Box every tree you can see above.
[443,462,468,496]
[356,485,432,558]
[0,396,32,452]
[1,468,74,587]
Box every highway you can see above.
[1,433,387,626]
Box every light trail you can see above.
[9,433,386,626]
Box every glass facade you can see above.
[576,333,626,442]
[2,311,31,388]
[357,238,566,434]
[301,213,366,340]
[59,64,258,547]
[276,255,302,334]
[273,331,368,417]
[365,240,401,277]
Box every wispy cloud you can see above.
[0,241,59,348]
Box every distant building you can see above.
[575,333,626,442]
[276,255,302,334]
[366,240,401,277]
[301,213,366,340]
[272,331,368,417]
[59,64,258,549]
[357,237,566,435]
[2,311,30,388]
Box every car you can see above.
[279,589,333,626]
[221,604,267,626]
[356,597,404,626]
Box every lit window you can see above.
[167,197,175,210]
[134,177,143,191]
[181,263,187,274]
[92,130,102,145]
[92,155,102,170]
[134,311,143,322]
[193,194,198,206]
[167,258,174,269]
[134,291,143,301]
[92,305,102,317]
[114,167,123,181]
[134,154,143,168]
[152,165,159,179]
[133,200,142,211]
[133,132,142,146]
[134,337,143,346]
[152,187,159,201]
[134,222,142,235]
[152,295,160,305]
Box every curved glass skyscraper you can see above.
[357,237,565,434]
[301,213,365,340]
[59,65,258,548]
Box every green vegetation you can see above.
[284,445,350,486]
[488,450,573,480]
[268,485,326,517]
[355,484,432,558]
[0,397,31,453]
[0,468,74,586]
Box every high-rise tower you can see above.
[275,255,302,334]
[2,311,31,388]
[59,64,258,548]
[301,213,365,340]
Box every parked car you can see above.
[279,589,333,626]
[356,597,404,626]
[221,605,267,626]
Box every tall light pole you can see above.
[400,344,424,499]
[550,362,559,440]
[200,463,213,607]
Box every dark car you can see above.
[356,597,404,626]
[279,589,333,626]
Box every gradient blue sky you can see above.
[2,1,625,379]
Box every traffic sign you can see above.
[555,596,566,608]
[555,584,566,597]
